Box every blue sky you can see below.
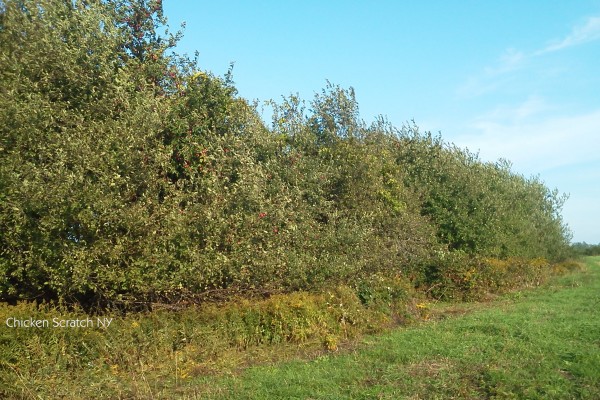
[164,1,600,244]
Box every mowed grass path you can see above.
[191,257,600,399]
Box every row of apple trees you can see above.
[0,0,571,307]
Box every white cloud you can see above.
[456,49,526,98]
[474,95,551,122]
[484,48,526,75]
[537,16,600,54]
[454,106,600,174]
[458,16,600,98]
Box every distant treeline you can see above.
[0,0,572,308]
[571,243,600,256]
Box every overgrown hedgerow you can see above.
[0,0,572,308]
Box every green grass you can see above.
[190,257,600,399]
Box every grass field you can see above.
[190,257,600,399]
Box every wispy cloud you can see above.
[484,48,526,75]
[455,105,600,174]
[458,15,600,98]
[473,95,551,122]
[537,16,600,54]
[455,15,600,169]
[456,49,526,98]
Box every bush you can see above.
[420,255,554,301]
